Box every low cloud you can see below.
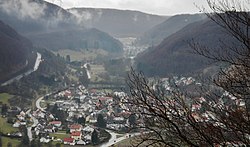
[0,0,77,31]
[68,8,103,28]
[0,0,47,20]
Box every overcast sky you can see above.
[44,0,209,15]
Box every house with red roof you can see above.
[63,137,75,145]
[49,121,62,127]
[69,124,82,133]
[70,131,82,140]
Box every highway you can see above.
[1,52,42,86]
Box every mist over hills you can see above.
[0,0,123,52]
[0,0,77,34]
[68,8,168,37]
[135,18,240,77]
[136,14,207,46]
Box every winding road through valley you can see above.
[1,52,42,86]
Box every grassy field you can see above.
[50,132,70,140]
[0,116,19,134]
[57,130,67,134]
[2,136,21,147]
[114,137,134,147]
[54,49,108,62]
[40,100,47,108]
[0,93,13,105]
[89,64,107,82]
[115,136,165,147]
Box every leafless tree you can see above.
[193,0,250,103]
[124,0,250,146]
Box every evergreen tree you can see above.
[91,129,99,145]
[128,114,136,127]
[78,117,85,125]
[20,126,29,146]
[30,140,35,147]
[1,104,8,115]
[0,135,2,147]
[66,55,71,63]
[96,114,106,128]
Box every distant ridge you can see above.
[68,7,169,37]
[136,13,207,46]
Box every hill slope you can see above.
[68,8,168,37]
[0,20,34,82]
[0,0,123,52]
[136,14,206,46]
[135,18,239,77]
[29,28,123,52]
[0,0,77,35]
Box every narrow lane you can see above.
[26,109,39,141]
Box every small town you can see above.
[1,75,246,146]
[0,76,217,146]
[1,83,134,146]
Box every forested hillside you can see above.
[135,18,240,76]
[0,20,35,82]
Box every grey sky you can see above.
[44,0,209,15]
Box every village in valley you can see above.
[0,70,246,147]
[1,35,248,145]
[1,82,139,146]
[0,75,186,145]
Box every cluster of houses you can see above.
[10,107,95,145]
[62,124,94,145]
[7,77,210,146]
[2,71,248,146]
[159,76,247,124]
[23,84,134,145]
[12,110,29,128]
[50,85,133,131]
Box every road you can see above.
[33,52,42,71]
[26,109,39,141]
[27,91,51,141]
[1,52,42,86]
[99,130,141,147]
[36,96,46,112]
[99,130,120,147]
[84,63,91,79]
